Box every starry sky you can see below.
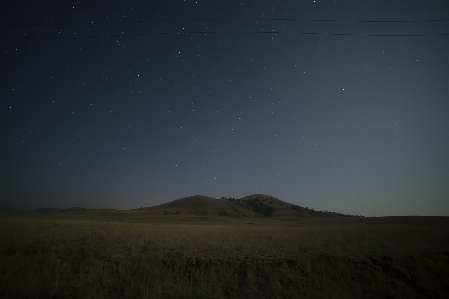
[1,0,448,216]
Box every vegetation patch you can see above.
[1,212,448,298]
[236,198,276,217]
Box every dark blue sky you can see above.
[1,0,448,216]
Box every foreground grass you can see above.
[1,213,448,298]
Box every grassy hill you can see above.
[229,194,341,218]
[153,195,227,210]
[140,194,356,220]
[141,195,244,218]
[3,194,358,223]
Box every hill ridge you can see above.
[144,194,361,218]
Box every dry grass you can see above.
[1,212,448,298]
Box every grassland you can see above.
[1,208,449,299]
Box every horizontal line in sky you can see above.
[1,18,448,26]
[1,32,448,38]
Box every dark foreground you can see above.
[1,212,448,299]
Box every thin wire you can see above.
[1,18,448,38]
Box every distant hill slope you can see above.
[145,195,243,217]
[143,194,356,219]
[156,195,225,210]
[0,203,16,211]
[228,194,337,218]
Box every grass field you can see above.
[1,211,448,299]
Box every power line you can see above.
[1,18,447,39]
[1,32,447,39]
[1,17,448,25]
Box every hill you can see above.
[143,195,244,217]
[0,195,360,220]
[227,194,342,218]
[143,194,359,219]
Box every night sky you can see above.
[1,0,448,216]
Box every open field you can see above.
[1,211,449,299]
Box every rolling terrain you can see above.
[1,195,448,298]
[1,194,358,220]
[136,194,357,220]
